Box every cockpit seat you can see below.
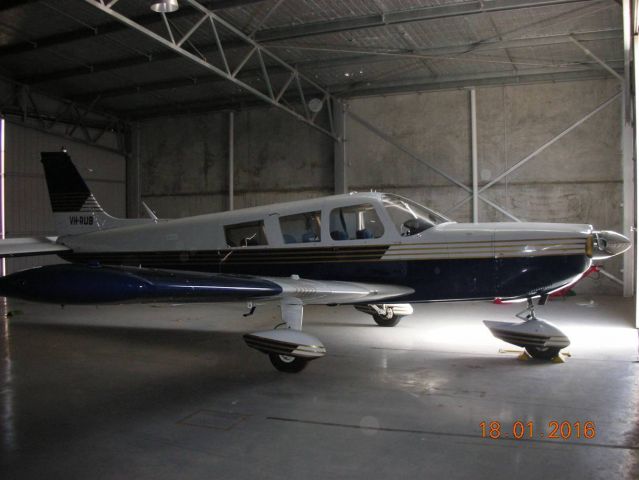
[302,232,319,242]
[356,229,373,239]
[331,230,348,240]
[283,234,296,244]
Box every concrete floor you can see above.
[0,295,637,479]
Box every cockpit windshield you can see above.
[382,194,450,236]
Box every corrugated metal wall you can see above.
[4,122,126,273]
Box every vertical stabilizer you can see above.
[41,151,142,236]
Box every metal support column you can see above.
[125,123,140,218]
[228,111,234,211]
[0,117,5,277]
[334,100,347,194]
[622,90,635,299]
[470,88,479,223]
[628,0,639,326]
[621,0,636,301]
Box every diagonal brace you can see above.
[447,91,621,214]
[347,110,520,221]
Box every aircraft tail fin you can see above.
[41,151,140,237]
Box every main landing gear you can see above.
[243,299,326,373]
[484,297,570,360]
[353,304,414,327]
[268,352,308,373]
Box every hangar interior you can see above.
[0,1,638,478]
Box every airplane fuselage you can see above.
[55,192,594,303]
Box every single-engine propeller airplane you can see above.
[0,151,631,372]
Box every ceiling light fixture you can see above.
[151,0,179,13]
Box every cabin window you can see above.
[382,194,449,236]
[225,221,267,247]
[329,203,384,241]
[279,211,321,244]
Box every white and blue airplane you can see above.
[0,151,631,372]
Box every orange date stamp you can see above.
[480,420,596,440]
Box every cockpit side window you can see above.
[279,211,322,244]
[382,194,449,236]
[329,203,384,241]
[224,221,267,247]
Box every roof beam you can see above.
[9,0,592,71]
[67,29,622,103]
[118,65,617,119]
[271,29,622,64]
[338,64,622,98]
[71,54,370,103]
[0,0,269,58]
[22,24,621,86]
[254,0,592,42]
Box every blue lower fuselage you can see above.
[58,247,591,302]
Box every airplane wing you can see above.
[0,237,70,258]
[0,263,414,305]
[263,275,413,305]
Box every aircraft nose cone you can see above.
[592,230,632,260]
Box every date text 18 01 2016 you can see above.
[480,420,596,440]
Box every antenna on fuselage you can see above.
[141,201,159,223]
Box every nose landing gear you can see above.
[484,298,570,360]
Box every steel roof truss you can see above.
[160,12,176,44]
[176,12,208,48]
[275,72,296,102]
[257,49,274,99]
[209,16,230,74]
[83,0,336,138]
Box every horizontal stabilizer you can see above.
[0,237,70,258]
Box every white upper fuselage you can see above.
[58,191,593,259]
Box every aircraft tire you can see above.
[372,314,403,327]
[269,353,308,373]
[525,346,561,360]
